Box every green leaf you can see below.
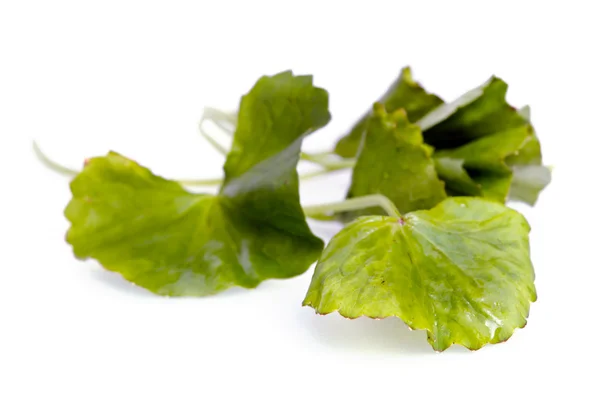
[472,172,513,202]
[503,111,552,204]
[518,105,531,121]
[505,133,542,166]
[65,71,330,296]
[433,125,550,203]
[506,106,541,168]
[434,157,482,197]
[334,67,443,158]
[418,77,527,149]
[435,125,533,174]
[303,197,536,351]
[221,72,331,234]
[435,167,512,203]
[433,158,511,202]
[508,165,552,205]
[345,104,446,218]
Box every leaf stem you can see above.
[174,178,223,186]
[178,167,342,186]
[303,194,402,219]
[300,152,356,170]
[198,120,229,155]
[33,141,225,186]
[35,141,397,219]
[201,107,237,134]
[33,141,338,187]
[299,168,342,180]
[200,106,356,171]
[32,141,79,177]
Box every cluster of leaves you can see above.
[337,67,551,216]
[58,68,550,351]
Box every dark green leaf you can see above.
[434,157,482,197]
[418,77,527,149]
[221,72,331,235]
[334,67,443,158]
[435,125,533,174]
[65,71,330,296]
[346,104,446,217]
[472,172,513,202]
[433,124,549,203]
[304,197,536,351]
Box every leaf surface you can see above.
[434,122,550,204]
[346,104,446,217]
[435,125,533,174]
[335,67,443,158]
[304,197,536,351]
[508,165,552,205]
[418,77,527,149]
[66,71,330,296]
[434,157,481,197]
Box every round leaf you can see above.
[304,197,536,351]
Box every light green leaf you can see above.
[65,71,330,296]
[345,104,446,217]
[505,134,542,166]
[418,77,527,149]
[518,105,531,121]
[509,165,552,205]
[335,67,443,158]
[304,197,536,351]
[502,115,552,204]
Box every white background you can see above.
[1,1,599,396]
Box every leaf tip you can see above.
[400,66,414,83]
[372,102,386,115]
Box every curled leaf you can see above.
[65,71,330,296]
[434,121,551,204]
[418,77,527,149]
[509,165,552,205]
[334,69,551,205]
[435,125,534,174]
[433,157,481,196]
